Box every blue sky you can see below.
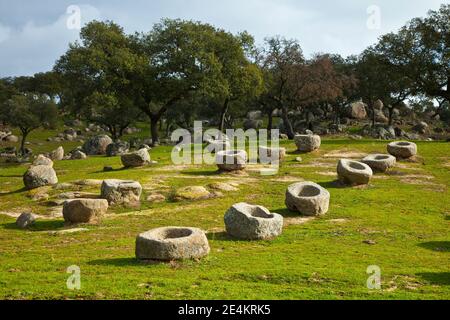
[0,0,446,77]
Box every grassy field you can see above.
[0,128,449,300]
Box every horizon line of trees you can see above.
[1,4,449,154]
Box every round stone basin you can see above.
[298,185,321,197]
[349,161,367,170]
[249,206,274,219]
[135,227,210,261]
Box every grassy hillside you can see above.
[0,130,449,299]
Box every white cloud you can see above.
[0,4,101,77]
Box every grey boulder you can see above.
[33,154,53,167]
[294,134,321,152]
[82,135,113,155]
[16,212,37,229]
[121,148,150,167]
[224,203,283,240]
[136,227,210,261]
[63,199,109,224]
[285,182,330,216]
[23,165,58,190]
[50,146,64,161]
[106,141,130,157]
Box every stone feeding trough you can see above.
[63,199,109,224]
[294,134,321,152]
[285,182,330,216]
[216,150,247,172]
[387,141,418,159]
[135,227,210,261]
[361,154,396,172]
[337,159,373,185]
[259,146,286,163]
[224,203,283,240]
[101,179,142,206]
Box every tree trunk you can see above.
[219,99,229,132]
[267,110,273,131]
[388,107,394,126]
[150,116,160,146]
[281,107,295,139]
[20,131,28,156]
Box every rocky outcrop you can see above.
[337,159,373,185]
[350,102,367,120]
[63,199,109,223]
[224,203,283,240]
[135,227,210,261]
[285,182,330,216]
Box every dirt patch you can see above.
[284,216,315,226]
[293,161,335,169]
[323,150,367,159]
[328,218,349,224]
[316,171,336,177]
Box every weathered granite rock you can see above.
[16,212,36,229]
[362,154,396,172]
[121,148,150,167]
[224,203,283,240]
[337,159,373,185]
[387,141,418,159]
[208,182,238,192]
[294,134,321,152]
[33,155,54,167]
[63,199,108,223]
[106,141,130,157]
[82,135,113,155]
[135,227,210,261]
[23,165,58,190]
[70,150,87,160]
[259,146,286,163]
[350,102,367,119]
[50,146,64,161]
[173,186,211,201]
[101,179,142,205]
[216,150,247,171]
[285,182,330,216]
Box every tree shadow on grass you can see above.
[0,187,27,197]
[2,220,65,231]
[418,241,450,252]
[181,170,221,177]
[417,272,450,286]
[89,167,128,174]
[89,257,167,267]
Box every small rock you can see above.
[121,148,151,168]
[70,150,87,160]
[32,155,54,167]
[146,193,166,203]
[363,240,377,245]
[103,166,114,172]
[101,179,142,205]
[50,146,64,161]
[16,213,36,229]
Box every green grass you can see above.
[0,129,449,300]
